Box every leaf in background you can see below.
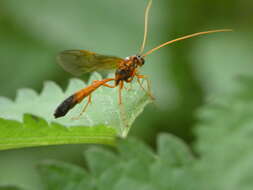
[0,72,152,150]
[0,186,26,190]
[38,160,93,190]
[37,134,194,190]
[193,78,253,190]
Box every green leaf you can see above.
[157,133,194,166]
[0,73,152,150]
[84,147,119,177]
[0,186,25,190]
[38,135,194,190]
[193,79,253,190]
[149,134,195,190]
[0,115,115,150]
[38,160,94,190]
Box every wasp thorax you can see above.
[114,55,145,85]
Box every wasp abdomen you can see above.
[54,94,78,118]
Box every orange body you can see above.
[54,78,114,118]
[74,78,114,103]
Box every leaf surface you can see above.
[0,73,152,150]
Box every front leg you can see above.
[124,77,134,91]
[136,74,155,100]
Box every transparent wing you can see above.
[57,50,123,76]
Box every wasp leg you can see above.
[118,81,124,104]
[71,79,116,120]
[124,83,133,91]
[92,80,115,88]
[71,94,92,120]
[101,83,116,88]
[117,81,129,128]
[136,74,155,100]
[124,78,133,91]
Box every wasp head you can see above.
[133,55,145,67]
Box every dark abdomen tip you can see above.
[54,95,78,118]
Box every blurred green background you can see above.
[0,0,253,189]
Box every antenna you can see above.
[139,0,152,55]
[142,29,233,57]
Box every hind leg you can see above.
[72,80,116,120]
[71,94,92,120]
[93,80,116,88]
